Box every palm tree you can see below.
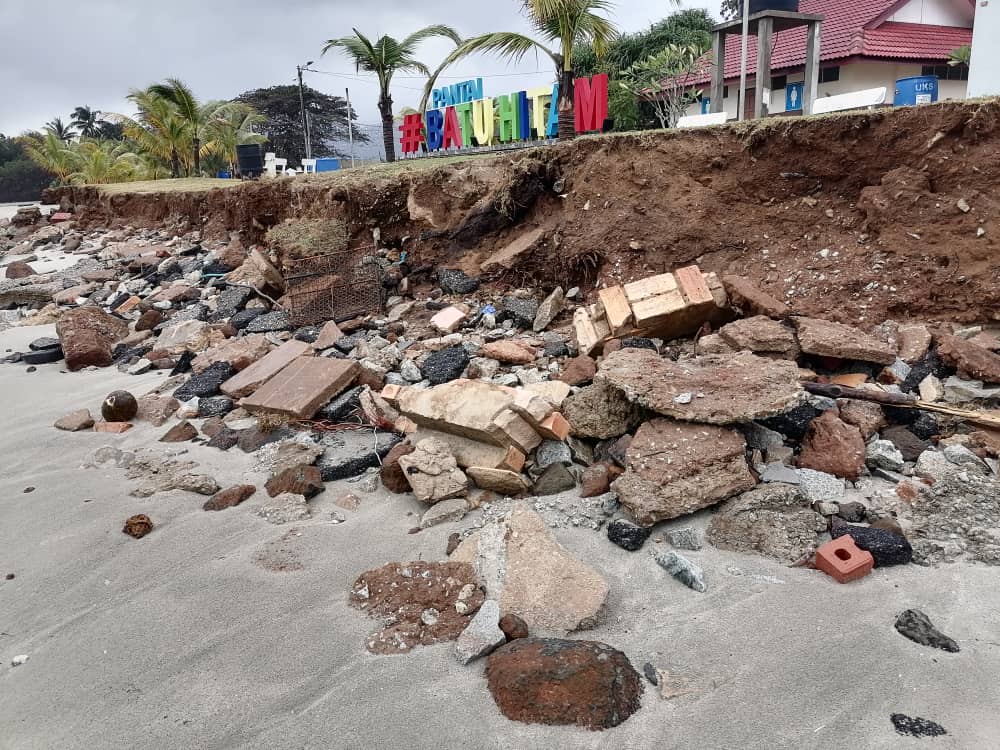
[44,117,76,144]
[66,140,140,185]
[21,131,77,182]
[322,25,461,162]
[148,78,220,175]
[439,0,640,140]
[71,106,102,138]
[205,102,267,175]
[118,88,191,177]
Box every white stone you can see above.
[454,599,505,665]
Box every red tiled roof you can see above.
[692,0,973,84]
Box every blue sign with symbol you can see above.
[786,82,804,112]
[701,98,711,114]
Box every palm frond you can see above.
[450,32,559,68]
[400,24,462,52]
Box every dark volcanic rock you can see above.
[152,304,207,331]
[265,464,324,499]
[198,396,235,418]
[28,336,59,350]
[831,521,912,566]
[169,350,195,376]
[891,714,947,738]
[316,386,363,422]
[881,426,931,462]
[485,637,643,730]
[206,427,241,451]
[292,326,320,343]
[229,308,265,330]
[333,331,367,355]
[203,484,256,511]
[759,403,823,441]
[500,296,540,330]
[438,268,480,295]
[22,344,63,364]
[317,430,401,481]
[245,311,292,333]
[908,412,940,441]
[421,345,470,385]
[173,361,235,401]
[621,337,658,352]
[899,349,949,394]
[606,518,652,551]
[894,609,960,652]
[543,340,569,358]
[102,390,138,422]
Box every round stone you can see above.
[101,390,138,422]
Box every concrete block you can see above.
[221,339,312,398]
[241,356,359,420]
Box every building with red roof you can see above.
[688,0,975,118]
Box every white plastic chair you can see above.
[301,158,317,174]
[676,112,729,129]
[812,87,887,115]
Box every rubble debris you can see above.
[557,355,596,386]
[126,453,219,497]
[55,307,129,370]
[349,561,484,654]
[532,287,564,332]
[498,613,529,642]
[707,485,825,563]
[936,333,1000,383]
[479,340,536,365]
[579,463,612,497]
[316,430,400,481]
[815,536,874,583]
[794,317,896,365]
[561,380,642,439]
[894,609,960,653]
[666,527,702,551]
[256,493,311,525]
[265,465,324,499]
[485,638,643,730]
[466,466,531,495]
[718,316,799,359]
[191,333,271,374]
[531,462,576,496]
[219,339,311,398]
[94,421,132,434]
[173,361,236,401]
[437,269,480,295]
[122,514,153,539]
[420,497,470,528]
[606,518,651,551]
[101,390,138,422]
[721,275,789,319]
[598,349,804,425]
[429,305,469,334]
[830,521,913,567]
[866,440,905,472]
[838,399,887,439]
[451,502,608,634]
[653,551,707,593]
[396,438,468,503]
[798,410,866,481]
[612,418,755,526]
[891,714,947,738]
[241,357,358,420]
[54,409,94,432]
[159,421,198,443]
[380,442,416,493]
[454,599,505,665]
[203,484,256,511]
[10,654,29,667]
[420,344,470,384]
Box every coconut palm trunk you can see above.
[379,95,396,163]
[192,137,201,175]
[557,69,576,140]
[170,148,180,178]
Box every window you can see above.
[723,85,730,98]
[922,64,969,81]
[819,67,840,83]
[771,75,788,90]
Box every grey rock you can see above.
[943,444,986,470]
[943,376,1000,403]
[420,497,470,528]
[562,380,643,440]
[501,296,539,329]
[454,599,505,664]
[761,463,801,484]
[866,439,905,472]
[532,462,576,496]
[666,527,702,551]
[198,396,235,418]
[534,440,573,471]
[532,287,564,332]
[400,359,423,382]
[654,551,707,593]
[745,423,789,452]
[796,468,846,504]
[245,311,292,333]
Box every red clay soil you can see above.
[51,100,1000,327]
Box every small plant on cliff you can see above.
[321,25,462,163]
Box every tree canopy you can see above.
[0,134,53,202]
[236,84,366,165]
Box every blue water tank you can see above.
[894,76,939,106]
[315,158,341,172]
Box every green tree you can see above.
[0,134,53,201]
[205,102,268,174]
[440,0,634,140]
[322,25,462,162]
[618,44,706,129]
[71,106,102,138]
[147,78,221,175]
[237,85,366,165]
[21,131,78,182]
[949,45,971,67]
[118,87,192,177]
[721,0,741,20]
[65,140,141,185]
[44,117,76,144]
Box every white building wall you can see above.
[968,0,1000,96]
[688,59,968,118]
[887,0,974,27]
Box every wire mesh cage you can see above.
[284,249,385,327]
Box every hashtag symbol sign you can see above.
[399,113,424,155]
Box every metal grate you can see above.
[284,249,385,327]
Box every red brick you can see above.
[221,339,312,398]
[240,356,358,420]
[675,265,714,305]
[815,536,874,584]
[536,412,570,441]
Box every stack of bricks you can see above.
[573,264,729,356]
[381,379,570,493]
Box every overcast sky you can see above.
[0,0,722,137]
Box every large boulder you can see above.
[798,410,866,480]
[55,307,129,370]
[706,484,826,563]
[485,638,643,730]
[598,349,804,424]
[612,418,756,526]
[450,502,608,634]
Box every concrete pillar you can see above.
[968,0,999,97]
[803,21,822,115]
[754,17,774,119]
[711,31,726,114]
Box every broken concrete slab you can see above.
[718,316,799,359]
[466,466,532,495]
[396,438,469,503]
[454,599,505,665]
[450,501,608,635]
[316,430,401,481]
[221,339,312,398]
[561,380,643,439]
[936,333,1000,384]
[794,317,896,365]
[241,356,358,420]
[611,418,755,526]
[720,275,789,319]
[420,497,470,529]
[191,334,272,374]
[409,427,525,473]
[598,349,804,425]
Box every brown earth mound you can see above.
[50,100,1000,326]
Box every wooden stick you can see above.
[804,382,1000,429]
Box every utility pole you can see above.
[737,0,750,121]
[345,87,356,169]
[297,61,314,159]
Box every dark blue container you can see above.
[894,76,939,106]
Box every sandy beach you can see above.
[1,321,998,749]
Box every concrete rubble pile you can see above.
[6,207,1000,731]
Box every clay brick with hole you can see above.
[815,536,874,584]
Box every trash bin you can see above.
[315,158,341,172]
[894,76,939,106]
